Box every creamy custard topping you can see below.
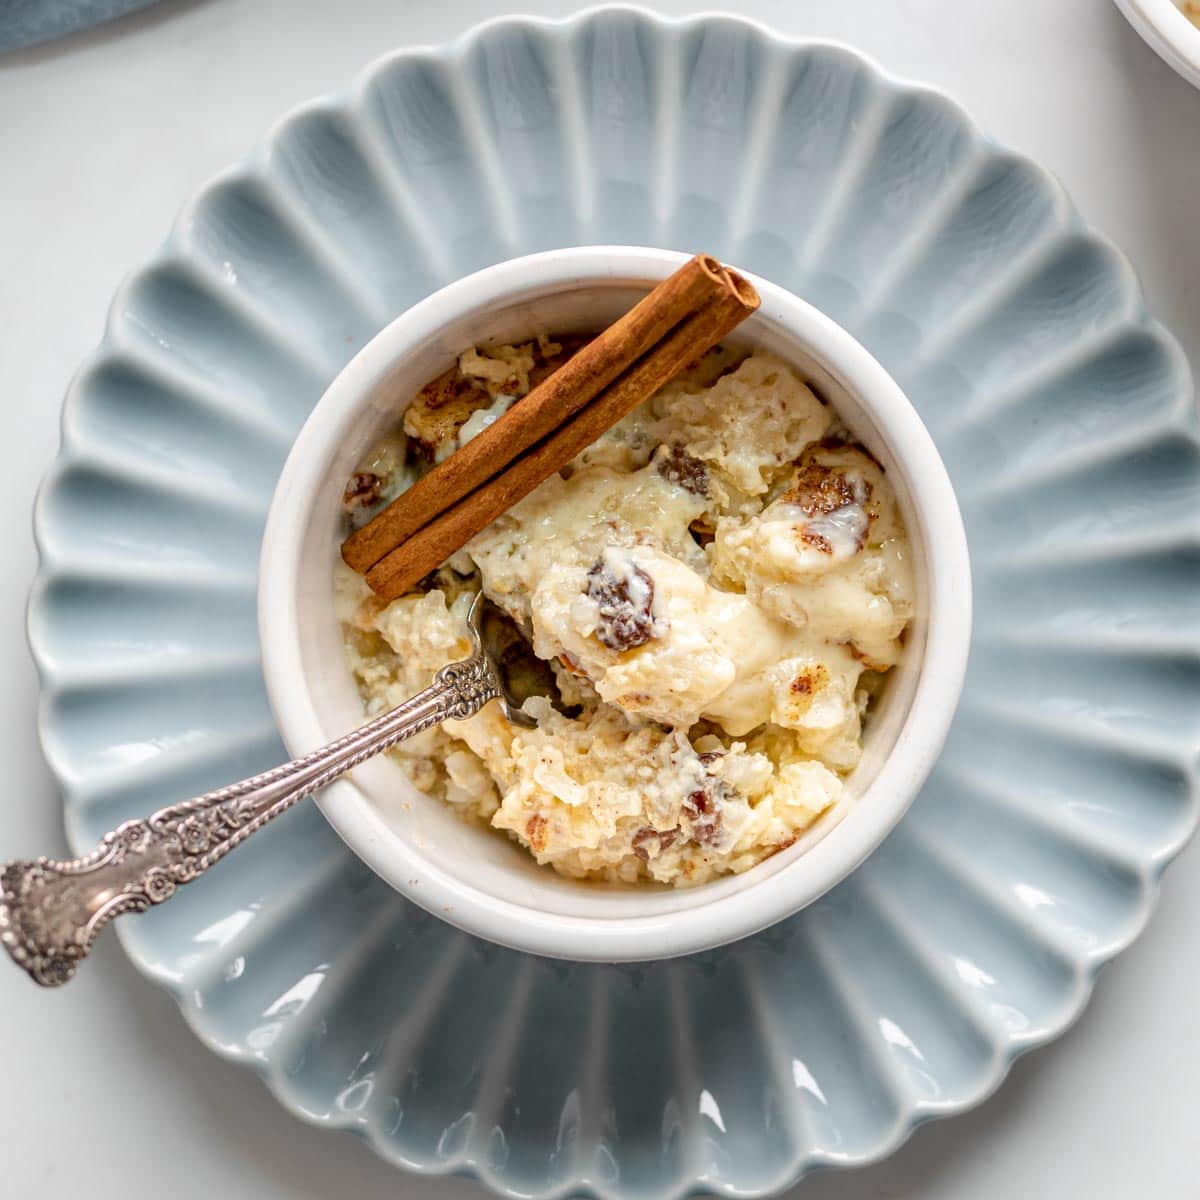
[335,337,914,886]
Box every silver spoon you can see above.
[0,593,534,988]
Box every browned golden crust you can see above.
[789,662,830,705]
[404,337,593,454]
[799,527,833,554]
[843,639,890,673]
[768,833,800,856]
[525,814,549,853]
[402,367,493,452]
[784,461,866,518]
[783,446,877,554]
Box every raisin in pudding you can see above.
[335,336,914,886]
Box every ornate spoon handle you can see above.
[0,643,504,987]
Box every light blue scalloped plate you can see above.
[27,7,1200,1197]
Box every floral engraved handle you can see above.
[1,642,504,987]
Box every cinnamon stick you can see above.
[343,255,740,574]
[364,277,758,601]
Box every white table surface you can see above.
[2,0,1198,1195]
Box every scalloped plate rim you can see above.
[23,6,1200,1198]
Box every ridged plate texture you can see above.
[27,7,1200,1197]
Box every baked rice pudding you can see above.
[335,336,914,886]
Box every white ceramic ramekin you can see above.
[258,245,972,962]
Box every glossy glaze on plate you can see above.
[27,7,1200,1197]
